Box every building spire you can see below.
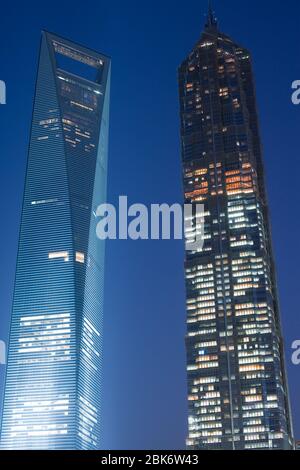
[205,1,218,31]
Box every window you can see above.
[76,252,85,264]
[48,251,69,262]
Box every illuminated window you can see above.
[76,252,85,264]
[48,251,69,262]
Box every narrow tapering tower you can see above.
[178,6,294,449]
[206,1,218,30]
[0,32,110,449]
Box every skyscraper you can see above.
[0,32,110,450]
[179,6,294,450]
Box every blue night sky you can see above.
[0,0,299,449]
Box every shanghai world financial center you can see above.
[0,32,110,449]
[0,7,294,451]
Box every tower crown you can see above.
[205,1,218,31]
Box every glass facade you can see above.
[0,32,110,449]
[179,9,294,449]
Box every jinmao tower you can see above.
[179,7,293,449]
[0,32,110,449]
